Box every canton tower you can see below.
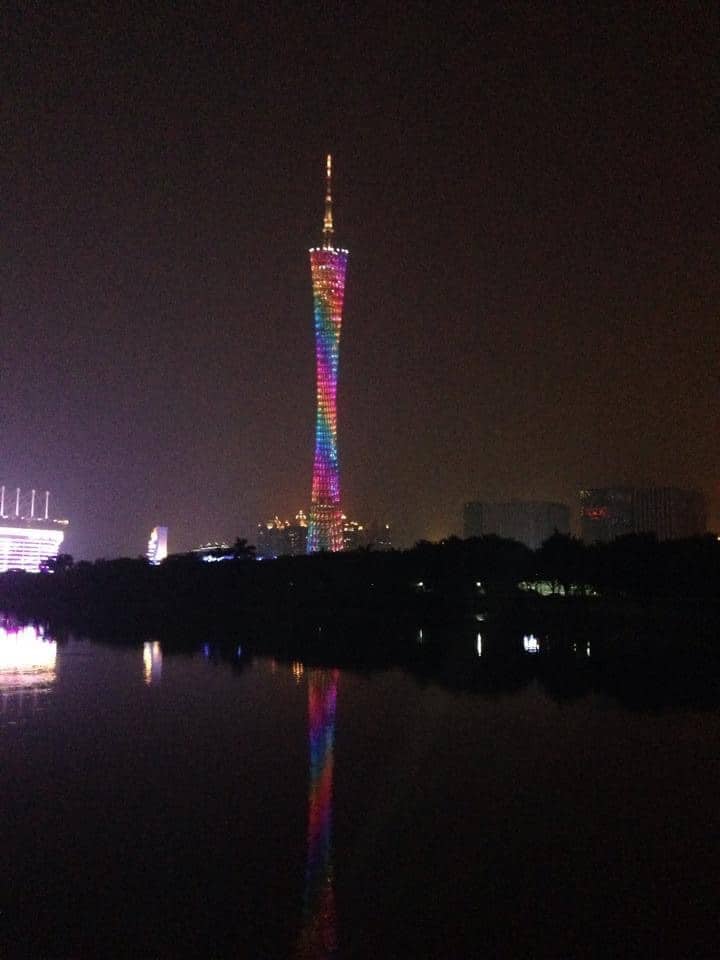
[307,155,348,553]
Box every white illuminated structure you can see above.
[0,488,67,573]
[147,526,168,565]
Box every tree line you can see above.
[0,532,718,632]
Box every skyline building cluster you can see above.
[8,160,713,568]
[256,510,392,560]
[579,487,706,543]
[256,511,309,559]
[463,487,707,550]
[463,501,570,550]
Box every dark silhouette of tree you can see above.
[536,534,587,596]
[231,538,255,560]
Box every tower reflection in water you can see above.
[297,668,339,958]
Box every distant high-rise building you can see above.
[307,155,349,554]
[463,501,570,550]
[366,521,393,551]
[341,515,365,551]
[632,487,706,540]
[0,487,67,573]
[257,511,308,559]
[578,488,635,542]
[580,487,706,542]
[257,511,391,556]
[341,516,394,551]
[147,526,168,565]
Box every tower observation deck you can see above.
[307,155,348,553]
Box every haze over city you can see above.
[3,3,717,559]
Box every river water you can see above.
[1,621,719,958]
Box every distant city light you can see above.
[476,633,482,657]
[256,512,308,558]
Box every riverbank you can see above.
[1,534,719,670]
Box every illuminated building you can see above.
[463,501,569,550]
[0,487,67,573]
[307,155,349,554]
[367,521,393,551]
[578,488,634,542]
[256,511,308,559]
[258,510,390,557]
[631,487,706,540]
[147,526,168,565]
[580,487,706,542]
[341,515,364,551]
[192,541,230,556]
[296,668,338,957]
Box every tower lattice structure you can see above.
[307,155,348,553]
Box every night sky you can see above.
[3,2,718,559]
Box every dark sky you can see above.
[3,1,718,558]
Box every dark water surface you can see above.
[1,623,719,958]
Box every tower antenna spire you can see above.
[322,153,333,248]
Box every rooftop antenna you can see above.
[30,489,36,519]
[15,488,20,518]
[0,486,4,518]
[322,153,333,249]
[45,491,49,521]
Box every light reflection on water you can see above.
[0,620,56,692]
[297,668,339,959]
[523,633,540,654]
[2,622,719,958]
[143,640,163,684]
[0,620,56,722]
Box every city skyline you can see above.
[3,4,717,559]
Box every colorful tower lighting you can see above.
[307,155,348,554]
